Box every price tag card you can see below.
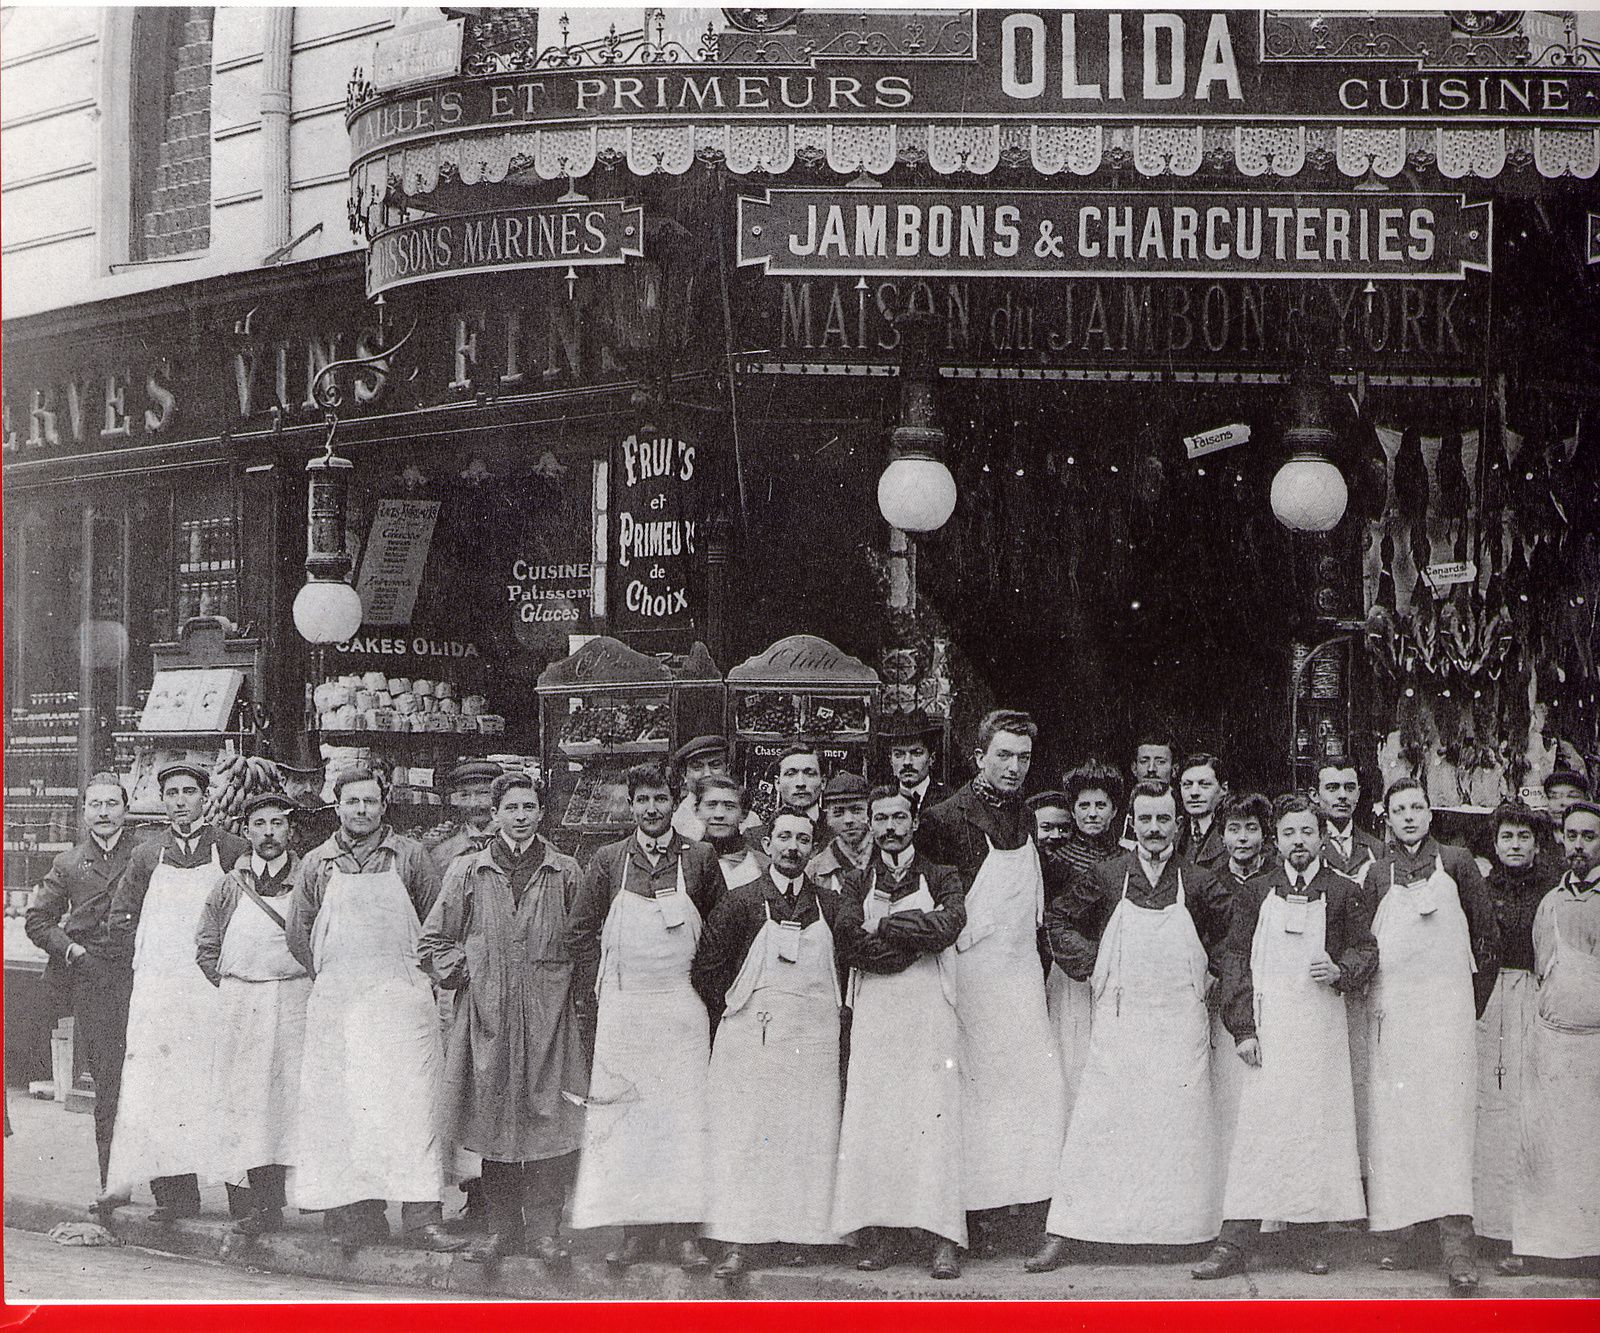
[656,886,687,929]
[776,919,803,963]
[1282,894,1309,934]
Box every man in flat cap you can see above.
[809,771,875,897]
[880,712,948,817]
[426,759,502,875]
[670,734,733,841]
[195,791,308,1236]
[103,761,247,1219]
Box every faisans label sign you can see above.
[738,190,1491,280]
[610,431,699,633]
[364,201,644,297]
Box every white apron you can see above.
[1221,892,1365,1223]
[943,837,1065,1210]
[1514,902,1600,1258]
[1045,964,1093,1128]
[571,859,708,1228]
[1046,869,1222,1244]
[107,846,225,1193]
[832,876,966,1246]
[1364,856,1477,1232]
[1473,967,1538,1241]
[292,864,444,1209]
[207,889,310,1186]
[704,903,842,1245]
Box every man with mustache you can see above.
[1313,763,1383,881]
[880,712,948,817]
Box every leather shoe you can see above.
[1378,1250,1414,1271]
[783,1245,813,1267]
[232,1207,283,1237]
[148,1205,197,1225]
[464,1232,513,1264]
[676,1239,710,1272]
[605,1232,652,1269]
[1193,1243,1247,1280]
[1446,1256,1480,1294]
[1024,1235,1071,1273]
[856,1239,896,1272]
[90,1192,129,1218]
[931,1239,961,1280]
[531,1234,572,1268]
[415,1222,468,1253]
[1304,1254,1331,1276]
[1497,1254,1526,1277]
[712,1245,748,1281]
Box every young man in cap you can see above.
[1313,762,1383,881]
[808,771,875,896]
[1194,794,1375,1280]
[880,712,947,816]
[26,772,138,1198]
[566,763,723,1271]
[695,774,767,889]
[422,772,589,1267]
[285,767,459,1254]
[195,792,308,1236]
[102,762,247,1220]
[426,759,502,874]
[669,734,733,841]
[832,786,967,1278]
[1508,799,1600,1272]
[692,810,845,1280]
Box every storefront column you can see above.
[259,8,293,256]
[75,506,96,791]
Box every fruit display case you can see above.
[536,637,722,856]
[726,635,882,813]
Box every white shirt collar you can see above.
[636,829,672,860]
[1285,858,1323,888]
[1191,813,1213,836]
[252,852,289,879]
[1138,844,1173,886]
[90,830,122,853]
[881,846,915,871]
[771,871,803,897]
[501,833,536,858]
[906,776,931,800]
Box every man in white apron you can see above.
[669,734,732,841]
[1118,734,1176,847]
[194,792,308,1236]
[832,785,967,1278]
[691,810,844,1280]
[563,763,722,1271]
[25,772,137,1200]
[1363,777,1500,1293]
[103,762,247,1221]
[808,771,875,895]
[421,771,591,1266]
[1193,795,1376,1279]
[284,767,461,1254]
[920,709,1064,1257]
[1511,800,1600,1269]
[1475,802,1560,1271]
[695,774,767,890]
[1028,779,1233,1271]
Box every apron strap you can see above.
[238,875,287,930]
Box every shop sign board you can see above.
[364,201,645,297]
[372,17,464,92]
[738,190,1491,281]
[347,10,1600,162]
[354,498,440,625]
[1424,559,1478,591]
[610,431,700,633]
[1184,423,1251,458]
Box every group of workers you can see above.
[22,708,1600,1293]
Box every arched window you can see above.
[127,6,214,260]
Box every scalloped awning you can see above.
[349,121,1600,206]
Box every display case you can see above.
[537,637,722,857]
[727,635,882,819]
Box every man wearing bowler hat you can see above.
[809,771,876,896]
[880,712,948,817]
[276,734,335,860]
[427,759,503,874]
[102,761,247,1220]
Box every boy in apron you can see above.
[102,762,247,1221]
[564,762,723,1271]
[695,774,768,890]
[1362,777,1500,1293]
[832,786,967,1278]
[691,811,845,1280]
[1510,801,1600,1271]
[194,792,308,1236]
[1194,794,1375,1279]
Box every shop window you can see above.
[174,503,238,629]
[127,6,214,261]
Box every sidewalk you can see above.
[4,1094,1596,1302]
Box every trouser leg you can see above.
[151,1175,200,1214]
[72,955,132,1190]
[400,1200,444,1233]
[1437,1214,1475,1264]
[246,1165,287,1210]
[521,1152,576,1240]
[478,1159,527,1236]
[1219,1218,1260,1250]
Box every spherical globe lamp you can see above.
[878,451,958,533]
[1270,455,1349,533]
[293,578,363,645]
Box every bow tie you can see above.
[641,838,671,859]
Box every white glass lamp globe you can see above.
[293,579,363,644]
[878,455,958,533]
[1270,455,1348,533]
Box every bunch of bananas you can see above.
[204,751,283,832]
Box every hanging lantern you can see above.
[878,311,957,533]
[1271,368,1349,533]
[296,417,363,644]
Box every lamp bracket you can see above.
[310,316,419,409]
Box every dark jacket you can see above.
[565,832,723,1008]
[1178,815,1228,871]
[194,851,302,986]
[1366,835,1500,1017]
[690,870,843,1017]
[1320,821,1385,879]
[25,831,138,976]
[834,851,965,974]
[918,782,1031,891]
[1486,858,1561,974]
[1044,848,1233,982]
[106,825,249,964]
[1219,861,1379,1043]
